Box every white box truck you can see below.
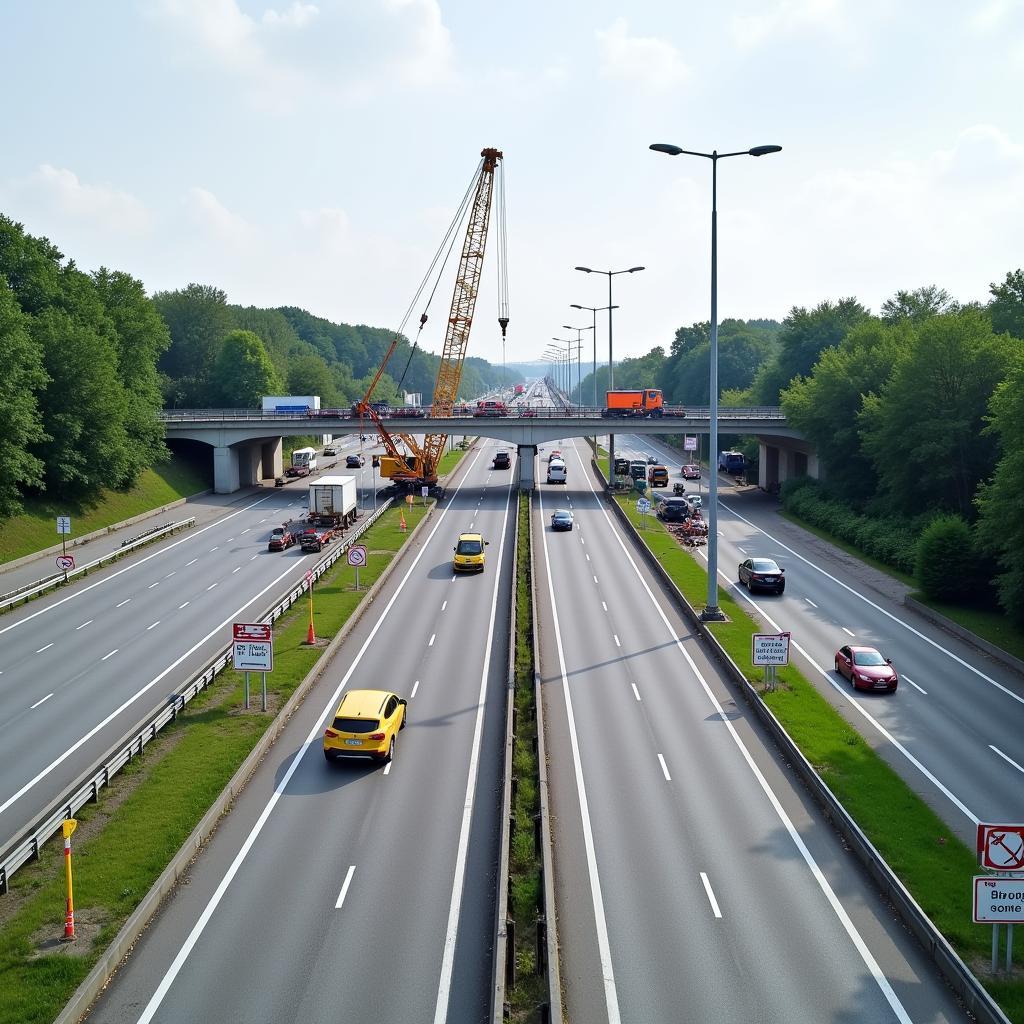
[308,476,358,527]
[262,396,321,413]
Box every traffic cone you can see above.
[306,621,316,644]
[399,511,406,533]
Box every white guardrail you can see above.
[0,499,393,895]
[0,519,198,613]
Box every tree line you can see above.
[0,215,515,517]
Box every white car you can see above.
[322,445,337,456]
[684,493,703,509]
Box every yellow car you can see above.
[453,532,487,572]
[323,689,407,764]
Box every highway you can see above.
[84,440,515,1024]
[0,434,385,852]
[617,431,1024,846]
[534,437,969,1022]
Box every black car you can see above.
[346,454,365,468]
[493,450,511,469]
[655,497,692,522]
[738,557,785,594]
[551,509,574,531]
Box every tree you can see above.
[915,516,980,602]
[976,357,1024,623]
[154,284,233,406]
[880,285,957,324]
[287,353,340,406]
[859,308,1016,517]
[0,277,47,514]
[209,330,283,407]
[988,269,1024,339]
[753,299,869,404]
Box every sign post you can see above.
[421,484,429,507]
[976,822,1024,971]
[636,496,651,530]
[752,632,791,691]
[348,544,367,590]
[62,818,77,940]
[234,623,273,711]
[56,516,71,560]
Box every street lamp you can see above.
[574,265,645,483]
[563,324,594,405]
[570,303,618,407]
[650,141,781,620]
[550,338,580,406]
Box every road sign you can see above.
[977,823,1024,871]
[305,570,314,584]
[752,632,791,666]
[56,516,71,535]
[234,622,271,642]
[636,497,651,514]
[974,876,1024,923]
[684,435,698,451]
[347,544,367,567]
[56,555,75,571]
[421,486,429,498]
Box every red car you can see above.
[682,464,701,479]
[834,645,899,692]
[268,523,297,551]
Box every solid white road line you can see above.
[115,599,130,608]
[657,754,671,781]
[75,620,92,630]
[903,676,927,695]
[133,447,492,1024]
[35,644,53,654]
[101,650,118,661]
[631,683,641,701]
[700,872,723,918]
[990,745,1024,774]
[30,694,53,710]
[841,627,855,637]
[335,865,355,909]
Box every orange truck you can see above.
[604,389,665,418]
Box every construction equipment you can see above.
[353,147,508,492]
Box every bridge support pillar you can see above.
[517,445,537,490]
[213,446,241,494]
[262,439,283,480]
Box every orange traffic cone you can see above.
[399,511,406,533]
[306,621,316,644]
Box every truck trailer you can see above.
[262,395,321,414]
[604,389,664,418]
[308,476,358,526]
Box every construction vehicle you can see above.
[603,389,665,418]
[352,148,509,494]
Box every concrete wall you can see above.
[518,445,537,489]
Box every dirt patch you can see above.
[226,689,283,717]
[29,907,111,959]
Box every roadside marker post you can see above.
[62,818,77,940]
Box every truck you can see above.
[287,447,318,477]
[262,395,321,414]
[718,451,746,474]
[308,476,358,527]
[603,389,665,418]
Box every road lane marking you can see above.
[35,644,53,654]
[179,602,189,609]
[30,694,53,709]
[805,598,817,608]
[101,649,118,661]
[210,546,218,552]
[75,620,92,630]
[116,599,130,608]
[411,680,420,698]
[613,635,620,647]
[700,872,723,918]
[148,582,160,589]
[602,602,608,612]
[441,601,447,611]
[428,634,435,647]
[586,553,591,562]
[186,558,198,566]
[990,745,1024,774]
[335,866,355,909]
[593,575,598,584]
[737,547,747,555]
[232,567,241,574]
[164,572,175,579]
[903,676,926,694]
[841,627,855,637]
[631,683,641,701]
[146,621,160,631]
[241,529,250,534]
[657,754,671,781]
[207,583,218,591]
[250,554,258,560]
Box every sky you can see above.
[2,0,1023,370]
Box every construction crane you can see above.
[353,147,508,493]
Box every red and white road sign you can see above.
[347,544,367,567]
[974,876,1024,923]
[233,622,271,642]
[56,555,75,571]
[977,823,1024,871]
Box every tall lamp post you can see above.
[550,338,578,406]
[574,266,645,484]
[563,324,594,406]
[544,344,568,401]
[650,141,781,620]
[570,303,618,408]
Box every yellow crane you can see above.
[353,147,508,491]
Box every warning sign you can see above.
[977,823,1024,872]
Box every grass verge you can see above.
[506,491,546,1018]
[0,458,210,565]
[612,488,1024,1022]
[0,494,446,1024]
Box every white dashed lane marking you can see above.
[631,683,641,701]
[335,866,356,909]
[903,676,926,695]
[146,621,160,631]
[700,872,723,918]
[841,627,855,637]
[116,599,130,608]
[30,693,54,709]
[411,680,420,699]
[657,754,672,781]
[179,602,190,609]
[805,598,817,608]
[101,649,118,661]
[990,746,1024,774]
[76,620,92,630]
[35,644,53,654]
[428,634,436,647]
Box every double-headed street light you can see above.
[574,266,645,481]
[570,303,618,408]
[650,141,781,620]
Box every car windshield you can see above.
[853,650,887,667]
[271,528,284,536]
[457,539,483,555]
[751,559,779,572]
[553,511,571,521]
[333,717,379,733]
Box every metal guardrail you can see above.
[0,519,197,613]
[0,499,394,896]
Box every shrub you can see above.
[915,516,977,602]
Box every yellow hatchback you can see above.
[323,689,407,764]
[453,532,487,573]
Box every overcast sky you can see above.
[2,1,1022,369]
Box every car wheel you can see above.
[777,585,785,595]
[383,737,395,764]
[834,659,841,675]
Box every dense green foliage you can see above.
[915,516,978,602]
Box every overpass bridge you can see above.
[159,407,816,493]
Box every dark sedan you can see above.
[346,454,365,468]
[738,557,785,594]
[550,509,574,531]
[655,497,691,522]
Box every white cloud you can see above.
[596,18,690,93]
[262,2,319,29]
[184,186,255,246]
[730,0,847,49]
[969,0,1019,32]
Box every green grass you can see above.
[507,492,546,1018]
[0,493,450,1024]
[611,488,1024,1022]
[0,458,210,564]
